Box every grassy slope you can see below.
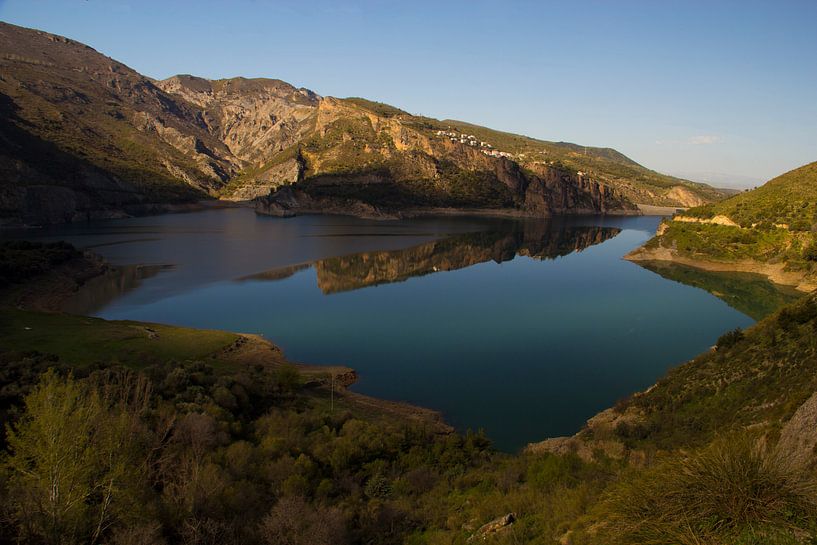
[684,161,817,228]
[0,308,238,369]
[612,293,817,451]
[636,162,817,278]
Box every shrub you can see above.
[803,244,817,261]
[600,434,817,545]
[716,328,744,350]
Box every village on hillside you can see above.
[435,130,514,158]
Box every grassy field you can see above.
[0,308,238,369]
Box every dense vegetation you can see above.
[611,293,817,451]
[0,241,82,286]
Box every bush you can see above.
[716,328,744,350]
[803,244,817,261]
[600,434,817,545]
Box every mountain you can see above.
[0,23,243,225]
[627,161,817,291]
[0,22,728,226]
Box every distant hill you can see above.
[0,22,729,225]
[628,161,817,291]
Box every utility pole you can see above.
[330,372,334,413]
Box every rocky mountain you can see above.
[0,22,243,225]
[0,22,729,226]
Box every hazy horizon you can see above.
[2,0,815,188]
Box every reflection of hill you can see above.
[62,264,171,315]
[638,261,802,321]
[312,222,620,294]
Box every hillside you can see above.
[412,117,727,207]
[0,22,728,226]
[628,161,817,291]
[0,23,243,225]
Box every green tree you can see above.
[4,370,151,544]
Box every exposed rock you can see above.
[467,513,516,542]
[777,391,817,469]
[227,157,303,201]
[673,214,739,227]
[666,185,707,207]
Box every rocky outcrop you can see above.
[467,513,516,542]
[777,391,817,470]
[156,75,319,166]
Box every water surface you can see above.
[8,208,782,451]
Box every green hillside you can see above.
[630,161,817,288]
[684,161,817,229]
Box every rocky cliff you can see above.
[0,22,728,226]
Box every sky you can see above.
[1,0,816,188]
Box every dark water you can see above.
[8,208,788,451]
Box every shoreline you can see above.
[255,201,645,221]
[625,246,817,292]
[222,333,453,434]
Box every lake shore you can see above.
[625,245,817,292]
[0,247,454,435]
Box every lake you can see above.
[8,207,790,451]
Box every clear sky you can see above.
[1,0,815,188]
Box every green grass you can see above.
[683,161,817,229]
[0,308,238,369]
[644,163,817,277]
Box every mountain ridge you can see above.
[0,21,729,225]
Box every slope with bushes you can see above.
[628,161,817,291]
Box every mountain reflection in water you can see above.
[240,221,621,294]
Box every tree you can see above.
[4,370,152,544]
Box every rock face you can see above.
[0,22,722,226]
[467,513,516,542]
[777,391,817,470]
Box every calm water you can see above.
[9,208,767,451]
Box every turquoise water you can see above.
[13,208,756,451]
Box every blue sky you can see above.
[1,0,815,187]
